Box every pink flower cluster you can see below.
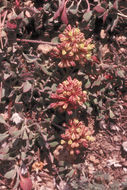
[50,76,87,115]
[61,119,94,155]
[52,25,94,67]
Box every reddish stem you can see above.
[16,38,59,45]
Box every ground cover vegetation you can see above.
[0,0,127,189]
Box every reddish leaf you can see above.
[103,11,108,23]
[61,6,68,24]
[7,21,17,29]
[94,5,105,13]
[19,172,32,190]
[113,0,118,10]
[15,0,20,7]
[53,0,65,19]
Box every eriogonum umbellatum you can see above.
[50,76,87,115]
[61,119,95,155]
[52,25,95,67]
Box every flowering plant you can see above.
[52,25,95,67]
[50,76,87,115]
[61,119,94,155]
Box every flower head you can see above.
[52,25,94,67]
[50,76,87,114]
[61,119,94,155]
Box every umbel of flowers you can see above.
[61,119,94,155]
[50,76,87,115]
[52,25,95,67]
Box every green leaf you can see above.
[51,37,59,43]
[4,169,16,179]
[23,81,32,93]
[49,141,59,147]
[0,115,8,125]
[91,78,101,87]
[21,152,26,160]
[117,70,125,78]
[40,65,52,76]
[109,109,115,119]
[43,3,50,11]
[83,11,92,22]
[66,169,75,178]
[23,53,39,63]
[0,153,15,160]
[22,130,28,140]
[59,167,65,172]
[85,79,91,88]
[11,130,22,138]
[69,5,78,14]
[0,132,9,142]
[51,83,57,92]
[93,98,98,104]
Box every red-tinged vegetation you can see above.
[7,21,17,30]
[61,119,95,155]
[52,25,94,67]
[50,76,87,114]
[15,0,20,7]
[93,5,105,13]
[19,170,32,190]
[53,0,68,24]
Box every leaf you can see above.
[4,169,16,179]
[20,173,32,190]
[23,53,39,63]
[51,37,59,43]
[113,0,118,10]
[83,11,92,22]
[94,98,98,104]
[49,141,59,147]
[61,6,68,24]
[109,109,115,119]
[103,11,108,23]
[0,132,9,142]
[40,65,52,76]
[43,3,50,11]
[51,83,57,92]
[0,153,15,160]
[53,0,65,19]
[21,152,26,160]
[117,70,125,78]
[111,16,119,31]
[23,130,28,140]
[94,5,105,13]
[85,79,91,88]
[91,78,101,87]
[69,5,78,14]
[66,169,75,178]
[59,167,65,172]
[0,115,7,125]
[11,129,22,138]
[23,81,32,93]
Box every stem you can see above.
[85,0,90,12]
[16,38,59,46]
[117,12,127,18]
